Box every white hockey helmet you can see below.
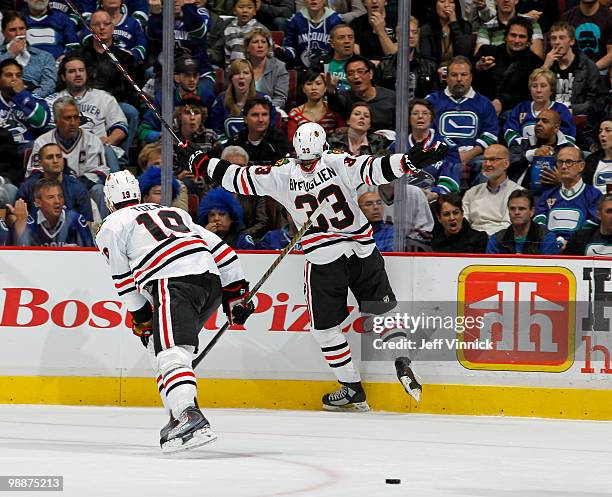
[103,170,141,212]
[293,122,328,162]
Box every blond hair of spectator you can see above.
[224,59,257,117]
[528,67,556,90]
[137,143,162,171]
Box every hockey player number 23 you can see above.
[294,184,354,230]
[136,210,191,241]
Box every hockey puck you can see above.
[385,479,401,484]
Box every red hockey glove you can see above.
[222,279,255,325]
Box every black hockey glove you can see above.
[175,141,211,180]
[402,140,449,173]
[222,279,255,326]
[132,319,153,347]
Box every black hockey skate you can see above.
[160,406,217,454]
[322,381,370,412]
[395,357,422,403]
[159,413,177,446]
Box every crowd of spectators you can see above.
[0,0,610,257]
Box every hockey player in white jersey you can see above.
[196,123,447,411]
[96,171,254,453]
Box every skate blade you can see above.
[399,376,422,403]
[322,401,371,412]
[161,427,218,454]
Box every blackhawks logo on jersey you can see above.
[275,158,291,166]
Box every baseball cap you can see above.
[175,56,199,74]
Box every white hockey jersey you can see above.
[27,128,109,184]
[208,151,415,264]
[96,203,245,312]
[47,89,128,138]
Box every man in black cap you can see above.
[138,56,216,143]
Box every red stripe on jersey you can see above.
[239,168,251,195]
[165,370,196,386]
[114,278,134,289]
[214,246,233,263]
[301,233,342,246]
[302,228,374,246]
[353,228,373,239]
[325,349,350,361]
[160,279,170,349]
[134,239,207,281]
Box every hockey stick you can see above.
[192,198,329,368]
[64,0,185,147]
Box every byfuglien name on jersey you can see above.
[289,167,337,192]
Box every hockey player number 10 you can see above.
[294,184,354,230]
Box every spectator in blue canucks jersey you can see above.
[148,0,214,91]
[8,178,93,247]
[24,0,79,60]
[257,208,300,250]
[389,98,461,203]
[197,187,256,249]
[281,0,342,71]
[426,55,498,186]
[17,142,93,221]
[565,194,612,256]
[0,58,50,151]
[584,118,612,194]
[95,0,147,63]
[534,146,602,245]
[504,68,576,149]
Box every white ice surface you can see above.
[0,405,610,497]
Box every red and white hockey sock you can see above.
[312,326,361,383]
[157,346,198,419]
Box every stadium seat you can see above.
[214,67,225,96]
[22,147,32,172]
[573,114,587,134]
[188,194,200,219]
[287,69,298,110]
[271,31,285,47]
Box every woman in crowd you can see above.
[430,193,488,253]
[418,0,472,69]
[244,27,288,110]
[504,68,576,148]
[389,98,461,203]
[327,102,389,156]
[208,59,275,140]
[287,70,343,141]
[585,118,612,194]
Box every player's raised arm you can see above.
[346,140,449,187]
[205,156,286,198]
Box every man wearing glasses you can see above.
[358,190,393,251]
[534,146,602,244]
[326,54,395,131]
[462,143,522,235]
[508,109,574,190]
